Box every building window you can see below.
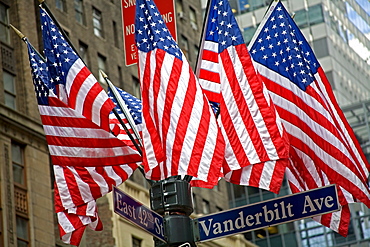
[113,21,119,48]
[12,143,29,247]
[12,143,25,186]
[180,35,189,60]
[202,200,210,214]
[243,26,257,45]
[3,71,16,109]
[132,236,142,247]
[16,216,29,247]
[117,66,123,86]
[189,7,198,30]
[78,41,89,66]
[93,7,103,38]
[74,0,85,25]
[0,3,10,44]
[97,54,106,83]
[176,0,184,19]
[55,0,66,12]
[132,76,141,99]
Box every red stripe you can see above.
[52,153,142,167]
[316,70,369,178]
[203,89,221,103]
[277,104,368,186]
[199,69,220,83]
[99,98,116,131]
[170,63,196,175]
[62,167,86,207]
[220,48,270,164]
[201,49,218,63]
[235,45,287,157]
[45,136,129,148]
[68,66,90,109]
[141,51,166,169]
[41,115,101,129]
[289,134,370,207]
[269,159,288,193]
[82,83,103,120]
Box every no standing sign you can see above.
[121,0,177,66]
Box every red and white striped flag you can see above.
[40,7,141,167]
[27,8,142,245]
[135,0,224,185]
[249,1,370,236]
[197,0,289,193]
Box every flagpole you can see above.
[101,71,143,148]
[194,0,212,77]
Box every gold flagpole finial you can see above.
[38,0,45,4]
[9,24,26,40]
[100,70,108,79]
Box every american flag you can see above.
[249,1,370,235]
[32,8,141,245]
[40,7,141,167]
[197,0,289,193]
[135,0,224,185]
[108,85,143,144]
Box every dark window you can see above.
[113,21,119,48]
[132,76,140,99]
[313,38,329,58]
[243,26,257,45]
[189,7,198,30]
[202,199,210,214]
[0,3,10,44]
[3,70,16,109]
[78,41,89,65]
[180,35,189,60]
[55,0,66,12]
[132,236,141,247]
[93,7,103,38]
[74,0,85,25]
[16,216,29,247]
[97,54,106,83]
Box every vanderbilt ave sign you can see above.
[194,185,339,242]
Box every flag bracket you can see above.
[150,177,196,246]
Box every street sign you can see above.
[194,185,340,242]
[121,0,177,66]
[113,186,165,242]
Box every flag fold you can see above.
[135,0,225,186]
[249,0,370,236]
[197,0,290,193]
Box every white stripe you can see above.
[65,59,85,94]
[282,120,370,199]
[199,78,221,94]
[43,125,113,139]
[164,53,189,175]
[314,74,369,181]
[199,60,219,74]
[48,145,136,158]
[58,211,76,233]
[39,105,83,118]
[258,161,275,190]
[54,165,75,209]
[203,40,218,53]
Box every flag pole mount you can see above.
[9,24,27,41]
[150,177,196,247]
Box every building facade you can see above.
[0,0,255,246]
[223,0,370,246]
